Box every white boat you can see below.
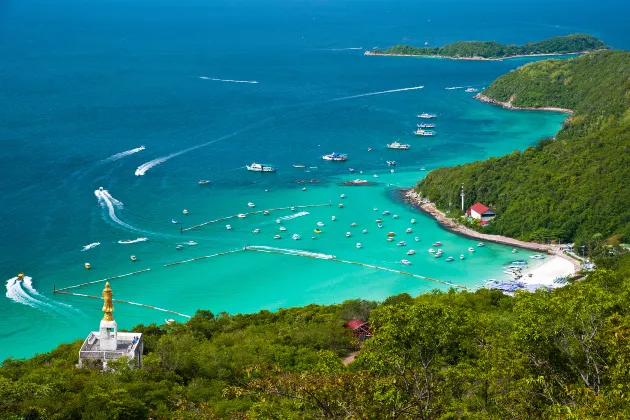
[511,260,528,265]
[477,242,484,247]
[292,234,301,240]
[387,160,396,166]
[414,237,420,242]
[198,180,210,185]
[293,164,306,168]
[411,219,416,224]
[317,222,325,227]
[247,162,276,172]
[373,207,378,211]
[349,168,355,172]
[248,202,255,208]
[414,129,436,136]
[340,194,346,198]
[512,248,518,253]
[176,244,184,250]
[373,174,379,178]
[226,225,232,230]
[432,241,443,246]
[332,216,336,221]
[339,203,344,208]
[406,228,412,234]
[276,219,281,224]
[187,241,197,246]
[274,234,281,239]
[237,214,246,218]
[382,211,390,215]
[171,219,178,224]
[264,210,270,215]
[279,226,287,231]
[417,123,436,128]
[130,255,137,261]
[393,214,399,219]
[85,262,91,269]
[183,209,189,215]
[407,249,416,255]
[322,152,348,161]
[397,241,407,247]
[302,187,306,191]
[362,229,368,234]
[468,247,475,252]
[387,141,410,150]
[401,259,412,266]
[391,169,395,173]
[356,243,362,249]
[291,207,295,211]
[434,253,442,258]
[350,222,357,227]
[378,224,383,228]
[165,318,175,325]
[346,232,351,237]
[252,229,260,234]
[460,254,465,260]
[420,167,426,171]
[530,254,545,260]
[465,88,479,93]
[418,113,437,119]
[387,237,394,242]
[446,256,454,262]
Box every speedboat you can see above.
[317,221,325,227]
[397,241,407,247]
[387,160,397,166]
[420,167,426,171]
[378,223,383,228]
[291,207,295,211]
[176,245,184,250]
[407,249,416,255]
[346,232,351,237]
[432,241,442,247]
[417,122,436,128]
[387,141,410,150]
[248,202,255,208]
[512,248,518,253]
[512,260,528,265]
[198,180,210,185]
[468,247,475,252]
[279,226,287,231]
[302,187,307,191]
[376,219,383,223]
[393,214,399,219]
[362,229,368,234]
[340,193,346,198]
[530,254,545,260]
[356,243,362,249]
[446,256,454,262]
[429,248,435,253]
[183,209,188,215]
[263,210,270,215]
[322,152,348,161]
[387,232,396,237]
[332,216,336,221]
[382,211,390,215]
[401,259,412,265]
[418,113,437,119]
[373,207,378,211]
[293,164,306,168]
[387,237,394,242]
[465,87,479,93]
[410,219,416,224]
[276,219,281,224]
[314,229,322,234]
[187,241,197,246]
[434,253,442,258]
[274,234,281,239]
[252,229,260,234]
[247,162,276,172]
[406,228,412,234]
[350,222,357,227]
[373,174,379,178]
[130,255,137,261]
[460,254,465,260]
[292,234,301,240]
[165,319,175,325]
[414,129,436,136]
[85,262,91,270]
[172,219,178,224]
[226,225,232,230]
[477,242,484,247]
[237,214,246,218]
[339,203,344,208]
[349,168,355,172]
[414,237,419,242]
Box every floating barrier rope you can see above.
[164,249,243,267]
[54,290,190,318]
[181,203,332,232]
[55,269,152,292]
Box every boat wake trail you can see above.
[319,47,363,51]
[94,188,138,231]
[103,146,145,162]
[278,211,310,221]
[199,76,258,84]
[118,237,148,244]
[445,86,464,90]
[6,276,78,315]
[331,85,424,101]
[247,246,335,260]
[82,242,101,251]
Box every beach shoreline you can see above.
[474,94,574,114]
[364,49,603,62]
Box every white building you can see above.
[467,202,497,226]
[78,282,143,369]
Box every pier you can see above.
[181,202,332,232]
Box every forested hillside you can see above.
[416,50,630,245]
[2,256,630,419]
[371,34,607,58]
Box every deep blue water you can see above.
[1,0,629,360]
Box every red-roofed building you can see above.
[345,319,372,340]
[467,202,496,223]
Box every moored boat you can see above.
[387,141,410,150]
[292,234,301,240]
[130,255,137,261]
[252,228,260,234]
[397,241,407,247]
[248,202,255,208]
[237,214,246,218]
[418,113,437,119]
[279,226,287,231]
[468,247,475,252]
[85,262,91,270]
[346,232,351,237]
[401,259,412,265]
[247,162,276,172]
[414,129,436,136]
[387,161,396,166]
[322,152,348,161]
[446,256,454,262]
[293,164,306,168]
[432,241,443,247]
[356,243,362,249]
[387,237,394,242]
[171,219,178,224]
[314,229,322,234]
[198,180,210,185]
[414,237,419,242]
[176,244,184,250]
[183,209,188,215]
[226,224,232,230]
[274,234,281,239]
[407,249,416,255]
[317,221,325,227]
[410,219,416,224]
[460,254,465,260]
[406,228,412,233]
[477,242,485,247]
[392,214,399,219]
[417,122,436,128]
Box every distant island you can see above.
[366,34,608,60]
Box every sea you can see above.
[2,0,629,361]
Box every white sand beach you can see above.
[520,255,576,287]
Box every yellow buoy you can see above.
[84,262,91,270]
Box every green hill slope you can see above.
[416,50,630,245]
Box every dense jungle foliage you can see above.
[2,255,630,419]
[373,34,606,58]
[416,50,630,246]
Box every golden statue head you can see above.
[102,282,114,321]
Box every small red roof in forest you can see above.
[470,202,491,214]
[345,319,368,330]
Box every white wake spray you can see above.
[199,76,258,84]
[331,85,424,101]
[445,86,464,90]
[82,242,101,251]
[5,276,76,314]
[118,237,148,244]
[247,246,336,260]
[319,47,363,51]
[278,211,310,221]
[103,146,145,162]
[94,188,137,231]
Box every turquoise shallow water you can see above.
[2,0,629,360]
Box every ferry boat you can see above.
[322,152,348,161]
[387,160,397,166]
[407,249,416,255]
[465,88,479,93]
[432,241,443,247]
[247,162,276,172]
[401,259,412,265]
[417,123,436,128]
[198,180,210,185]
[414,129,436,136]
[387,141,410,150]
[418,113,437,119]
[293,164,306,168]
